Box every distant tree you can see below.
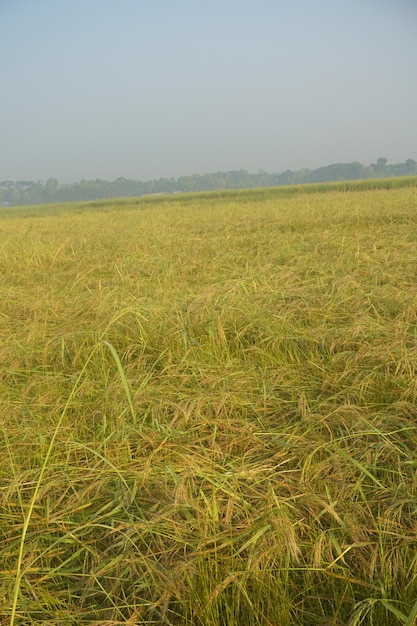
[404,159,417,175]
[1,156,416,206]
[371,157,388,177]
[45,177,59,199]
[15,180,35,190]
[79,179,98,200]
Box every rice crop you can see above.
[1,185,417,625]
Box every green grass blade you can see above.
[406,598,417,626]
[101,340,136,423]
[381,599,407,623]
[10,343,99,626]
[336,446,385,489]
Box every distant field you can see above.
[1,184,417,625]
[1,174,417,220]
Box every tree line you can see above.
[1,157,416,206]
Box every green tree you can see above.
[372,157,388,177]
[45,177,59,199]
[404,159,417,175]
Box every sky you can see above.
[1,0,416,183]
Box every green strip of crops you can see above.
[1,186,417,624]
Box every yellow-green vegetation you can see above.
[1,185,417,625]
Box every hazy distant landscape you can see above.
[1,157,416,206]
[2,181,417,624]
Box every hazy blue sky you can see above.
[1,0,416,183]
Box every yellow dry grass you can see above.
[1,185,417,624]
